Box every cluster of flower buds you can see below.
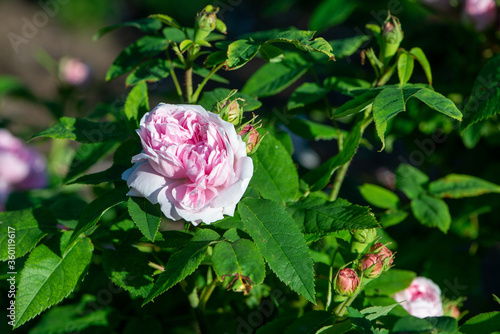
[213,90,263,155]
[334,240,395,297]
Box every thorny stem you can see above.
[192,63,225,104]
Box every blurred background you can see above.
[1,0,500,328]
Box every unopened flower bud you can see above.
[335,268,360,296]
[238,125,261,155]
[351,228,377,253]
[194,5,218,42]
[359,254,383,278]
[380,14,403,65]
[443,304,460,319]
[220,99,243,126]
[370,242,394,267]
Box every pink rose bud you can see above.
[359,254,383,278]
[370,242,394,267]
[0,129,48,210]
[464,0,497,32]
[122,103,253,225]
[238,125,261,155]
[335,268,360,296]
[59,57,91,86]
[393,277,444,318]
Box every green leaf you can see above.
[373,87,406,149]
[226,39,261,70]
[30,117,128,143]
[364,269,416,296]
[285,118,342,141]
[102,244,154,298]
[250,133,299,204]
[149,14,181,29]
[212,239,266,286]
[14,233,93,328]
[154,230,193,249]
[127,197,162,242]
[0,207,58,261]
[412,88,462,121]
[392,316,434,333]
[205,50,228,67]
[395,163,429,200]
[303,121,362,191]
[397,52,414,85]
[260,44,285,62]
[29,300,111,334]
[494,294,500,305]
[283,311,334,333]
[68,164,128,185]
[93,18,163,40]
[106,36,169,81]
[289,196,379,240]
[193,64,229,84]
[124,81,150,126]
[360,304,398,321]
[238,198,315,303]
[410,47,432,85]
[333,89,379,118]
[411,194,451,233]
[198,88,261,112]
[0,76,34,100]
[309,0,357,32]
[359,184,399,209]
[64,141,118,183]
[68,185,128,247]
[126,58,171,86]
[380,210,408,228]
[425,317,458,332]
[428,174,500,198]
[323,76,371,96]
[288,82,328,110]
[242,53,310,97]
[329,35,370,59]
[461,54,500,132]
[459,311,500,334]
[143,229,220,305]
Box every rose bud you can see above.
[380,14,403,65]
[464,0,496,32]
[443,304,461,319]
[370,242,394,267]
[238,124,262,155]
[59,57,91,86]
[351,228,377,253]
[359,254,383,278]
[219,99,243,126]
[194,5,218,42]
[335,268,360,296]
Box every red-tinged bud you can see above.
[335,268,360,296]
[370,242,394,267]
[238,124,261,155]
[443,304,460,319]
[220,99,243,126]
[359,254,383,278]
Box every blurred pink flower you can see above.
[0,129,48,210]
[59,57,91,86]
[393,276,444,318]
[464,0,497,31]
[122,103,253,225]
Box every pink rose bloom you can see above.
[0,129,48,210]
[122,103,253,225]
[464,0,497,31]
[59,57,91,86]
[393,277,444,318]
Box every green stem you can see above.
[337,288,362,317]
[199,278,218,310]
[329,161,350,201]
[191,63,225,104]
[185,66,193,103]
[166,52,184,103]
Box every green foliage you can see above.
[124,81,150,127]
[429,174,500,198]
[93,17,163,40]
[143,229,220,304]
[359,184,399,210]
[127,197,162,241]
[364,269,416,296]
[0,207,57,261]
[249,133,299,204]
[238,198,316,303]
[411,194,451,233]
[14,233,93,328]
[459,311,500,334]
[309,0,357,32]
